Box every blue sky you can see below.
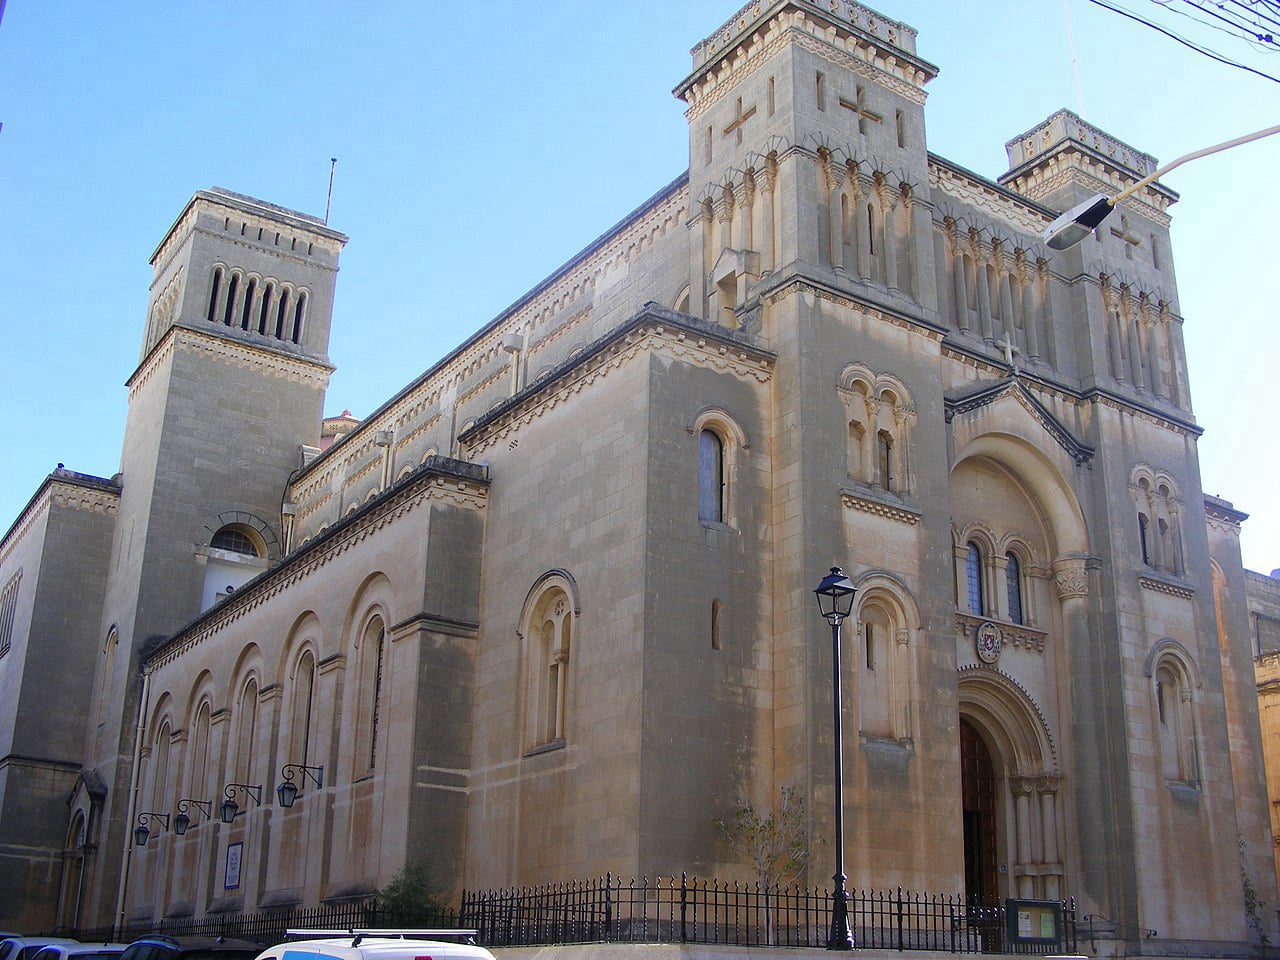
[1,1,1275,573]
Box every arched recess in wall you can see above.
[517,569,581,754]
[223,643,266,803]
[338,572,396,781]
[1144,638,1202,786]
[850,571,920,743]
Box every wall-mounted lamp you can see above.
[133,812,170,847]
[173,798,213,835]
[219,783,262,823]
[276,763,325,808]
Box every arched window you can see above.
[966,542,984,615]
[877,431,894,492]
[1005,553,1023,625]
[234,679,259,786]
[291,293,306,344]
[190,700,211,800]
[211,526,259,556]
[258,284,273,335]
[699,429,724,523]
[355,618,386,774]
[207,267,223,324]
[241,278,257,330]
[289,652,317,768]
[839,369,914,493]
[521,575,577,752]
[94,627,118,727]
[275,289,290,340]
[223,274,239,326]
[151,720,172,813]
[1138,511,1152,565]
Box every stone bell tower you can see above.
[674,0,938,326]
[75,189,346,928]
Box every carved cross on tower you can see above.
[839,85,882,133]
[723,96,757,145]
[1110,214,1142,260]
[995,337,1020,373]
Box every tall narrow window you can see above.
[1138,512,1151,566]
[241,278,256,330]
[365,621,385,771]
[816,71,826,111]
[223,274,239,326]
[207,268,223,324]
[235,679,259,784]
[699,429,724,523]
[258,284,274,335]
[94,627,118,726]
[276,290,290,340]
[1005,553,1023,625]
[966,543,984,615]
[865,621,876,670]
[291,293,306,344]
[877,431,893,492]
[190,701,211,799]
[711,599,722,651]
[290,653,316,769]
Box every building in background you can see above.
[0,0,1273,954]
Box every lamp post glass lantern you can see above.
[220,782,262,823]
[173,798,212,835]
[276,763,324,808]
[133,812,170,848]
[814,566,856,950]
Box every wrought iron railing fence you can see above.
[459,873,1076,955]
[73,874,1075,955]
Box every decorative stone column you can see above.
[950,231,970,332]
[826,162,845,274]
[880,185,899,290]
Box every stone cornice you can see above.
[1139,573,1195,600]
[929,158,1051,237]
[999,146,1174,225]
[945,377,1094,465]
[459,305,775,457]
[150,188,346,270]
[1204,495,1248,528]
[1,472,120,568]
[840,489,920,525]
[146,458,489,671]
[760,272,946,341]
[956,612,1048,655]
[678,2,933,119]
[127,325,333,401]
[291,178,689,504]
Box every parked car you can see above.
[0,940,79,960]
[31,944,129,960]
[255,931,494,960]
[118,937,261,960]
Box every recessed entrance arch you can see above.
[958,669,1064,902]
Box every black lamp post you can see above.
[219,782,262,823]
[815,566,857,951]
[276,763,324,808]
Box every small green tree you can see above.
[714,784,811,944]
[378,861,449,926]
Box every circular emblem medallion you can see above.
[975,621,1002,664]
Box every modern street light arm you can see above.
[1043,122,1280,250]
[1110,121,1280,207]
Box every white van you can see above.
[253,931,495,960]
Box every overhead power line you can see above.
[1086,0,1280,82]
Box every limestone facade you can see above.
[0,1,1273,955]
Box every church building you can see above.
[0,1,1272,955]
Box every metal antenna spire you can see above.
[324,158,337,224]
[1063,0,1088,117]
